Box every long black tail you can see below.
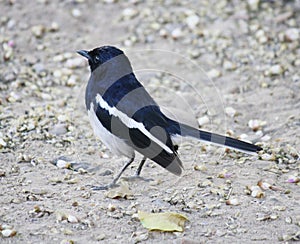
[167,121,262,154]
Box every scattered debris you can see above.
[105,182,134,199]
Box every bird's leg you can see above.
[122,156,153,182]
[135,156,146,176]
[91,157,135,190]
[111,157,135,185]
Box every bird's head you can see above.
[77,46,124,71]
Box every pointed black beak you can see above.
[77,50,90,60]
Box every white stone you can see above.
[207,69,221,79]
[71,9,82,18]
[122,8,138,19]
[247,0,260,11]
[285,28,299,42]
[269,65,283,75]
[197,115,210,126]
[225,107,237,118]
[171,28,183,39]
[185,15,199,29]
[223,60,237,70]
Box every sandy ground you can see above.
[0,0,299,243]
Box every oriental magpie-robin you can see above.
[77,46,262,189]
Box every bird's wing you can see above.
[93,96,183,175]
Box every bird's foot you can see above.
[89,182,119,191]
[121,175,153,182]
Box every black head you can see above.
[77,46,124,72]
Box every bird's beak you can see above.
[77,50,90,60]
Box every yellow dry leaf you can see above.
[105,182,133,199]
[138,211,188,232]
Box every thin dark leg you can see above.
[130,156,152,182]
[92,157,135,190]
[111,157,135,185]
[135,156,147,176]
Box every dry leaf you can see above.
[105,182,133,199]
[138,211,188,232]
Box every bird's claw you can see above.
[89,183,119,191]
[122,175,154,182]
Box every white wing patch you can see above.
[95,94,173,154]
[88,103,134,157]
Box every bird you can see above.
[77,45,262,190]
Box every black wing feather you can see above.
[95,104,183,175]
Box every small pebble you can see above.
[0,169,6,177]
[3,43,13,60]
[57,114,69,122]
[285,217,293,224]
[3,71,16,83]
[188,49,201,59]
[257,180,272,190]
[261,135,271,141]
[225,107,237,118]
[49,124,67,135]
[159,29,168,38]
[96,234,106,241]
[53,54,65,62]
[255,29,268,43]
[284,28,299,42]
[122,8,138,19]
[99,169,113,176]
[56,159,71,169]
[132,232,149,242]
[49,22,59,32]
[67,214,79,223]
[292,75,299,82]
[0,137,7,148]
[60,240,74,244]
[7,19,16,30]
[226,198,240,206]
[7,92,21,103]
[65,57,86,69]
[260,153,275,161]
[171,28,183,39]
[247,0,260,11]
[66,75,77,87]
[24,54,38,65]
[71,9,81,18]
[32,63,45,74]
[1,229,17,238]
[287,175,300,183]
[53,69,63,78]
[185,15,199,29]
[207,69,221,79]
[269,65,283,76]
[248,185,265,198]
[123,39,133,47]
[107,203,116,212]
[223,60,237,70]
[248,119,266,131]
[31,25,45,38]
[194,164,207,172]
[197,115,210,126]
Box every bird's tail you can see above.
[167,121,262,154]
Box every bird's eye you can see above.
[94,55,100,62]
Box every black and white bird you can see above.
[77,46,262,189]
